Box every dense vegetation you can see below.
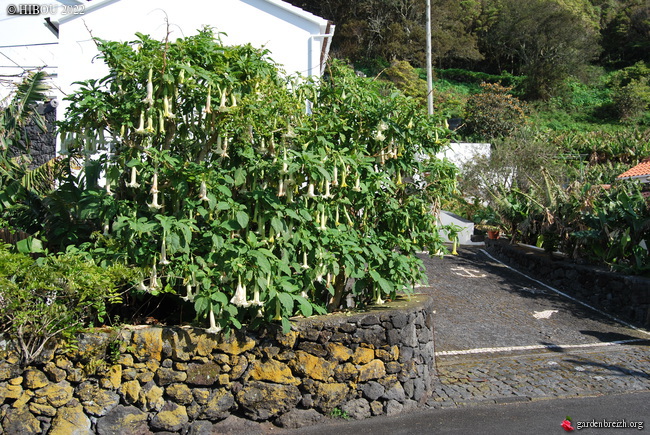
[0,30,458,364]
[1,2,649,364]
[288,0,648,97]
[286,0,649,275]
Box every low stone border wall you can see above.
[0,294,435,433]
[485,239,650,328]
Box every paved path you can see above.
[277,391,650,434]
[418,247,650,408]
[268,246,650,433]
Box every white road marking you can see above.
[519,286,547,295]
[436,338,648,356]
[450,267,486,278]
[478,249,650,338]
[533,309,559,319]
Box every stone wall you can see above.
[0,295,435,433]
[485,239,650,327]
[10,100,57,169]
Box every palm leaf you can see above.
[0,71,50,152]
[11,70,50,123]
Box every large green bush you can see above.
[609,62,650,124]
[574,182,650,274]
[55,29,456,333]
[0,245,133,366]
[462,82,528,140]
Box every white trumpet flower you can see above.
[142,68,154,106]
[163,95,175,118]
[323,181,332,199]
[353,175,361,192]
[150,263,159,291]
[219,137,229,157]
[199,181,209,202]
[151,172,159,193]
[146,114,155,134]
[135,112,146,134]
[307,183,317,198]
[206,306,222,334]
[230,275,250,307]
[148,172,162,209]
[149,192,162,210]
[181,283,195,302]
[251,287,263,307]
[159,239,171,266]
[205,87,212,114]
[340,166,349,188]
[126,166,140,188]
[277,179,286,197]
[105,180,113,196]
[301,251,309,269]
[158,111,165,134]
[218,87,228,112]
[318,208,327,231]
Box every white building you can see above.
[0,0,334,108]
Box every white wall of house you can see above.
[57,0,330,105]
[1,0,332,107]
[436,142,491,169]
[0,1,59,100]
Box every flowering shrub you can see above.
[0,245,132,366]
[56,29,457,332]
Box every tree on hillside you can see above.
[286,0,484,70]
[600,0,650,67]
[477,0,600,99]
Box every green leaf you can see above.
[249,250,271,274]
[234,168,247,186]
[216,185,232,197]
[193,295,209,316]
[216,201,231,211]
[376,277,393,294]
[281,317,291,334]
[296,295,313,317]
[278,261,292,276]
[285,209,301,221]
[271,217,284,234]
[16,237,44,254]
[278,292,294,313]
[236,211,249,229]
[211,291,229,306]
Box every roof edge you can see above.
[56,0,329,30]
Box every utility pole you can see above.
[426,0,434,115]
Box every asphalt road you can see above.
[270,246,650,434]
[276,391,650,435]
[419,248,650,355]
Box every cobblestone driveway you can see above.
[417,247,650,408]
